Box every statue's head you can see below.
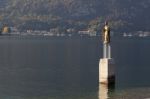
[105,21,108,25]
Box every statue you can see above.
[102,21,110,44]
[102,21,111,58]
[99,21,115,86]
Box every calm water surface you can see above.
[0,36,150,99]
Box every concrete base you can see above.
[99,58,115,84]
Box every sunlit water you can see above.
[0,35,150,99]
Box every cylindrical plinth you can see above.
[103,43,111,59]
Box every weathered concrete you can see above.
[99,58,115,84]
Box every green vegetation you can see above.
[0,0,149,35]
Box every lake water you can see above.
[0,36,150,99]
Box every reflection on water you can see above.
[98,84,116,99]
[99,84,150,99]
[0,36,99,99]
[1,86,150,99]
[99,84,109,99]
[111,87,150,99]
[0,36,150,98]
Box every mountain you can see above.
[0,0,150,33]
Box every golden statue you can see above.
[102,21,110,44]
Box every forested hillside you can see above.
[0,0,150,34]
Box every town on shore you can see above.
[1,26,150,38]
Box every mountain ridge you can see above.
[0,0,149,33]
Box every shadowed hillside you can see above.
[0,0,149,34]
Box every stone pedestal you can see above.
[99,58,115,84]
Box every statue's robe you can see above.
[102,25,110,44]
